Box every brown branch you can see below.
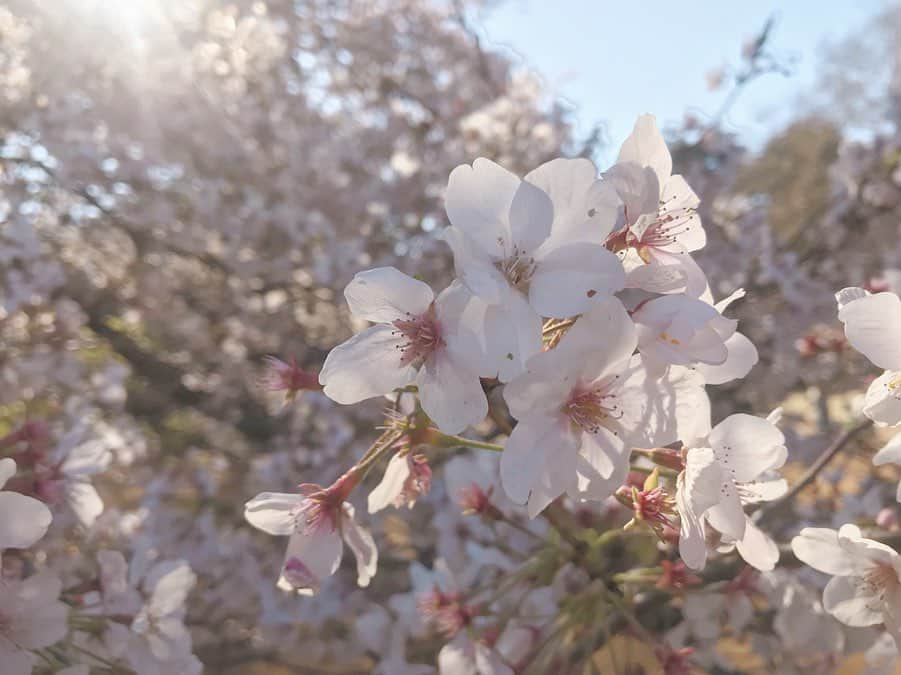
[757,417,874,526]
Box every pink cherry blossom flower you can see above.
[244,472,377,595]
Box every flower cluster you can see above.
[242,115,823,672]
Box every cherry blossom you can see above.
[0,458,52,554]
[836,287,901,426]
[677,413,787,571]
[605,114,708,297]
[244,474,378,594]
[792,524,901,649]
[442,157,625,380]
[501,297,709,517]
[320,268,488,433]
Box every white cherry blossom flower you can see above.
[320,268,488,433]
[0,458,52,554]
[443,157,625,380]
[244,475,377,595]
[0,571,69,675]
[792,524,901,649]
[836,286,901,426]
[501,298,709,517]
[605,114,708,297]
[677,413,787,571]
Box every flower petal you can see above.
[66,481,104,528]
[320,324,418,404]
[278,528,343,595]
[0,491,52,550]
[341,504,378,588]
[529,243,625,318]
[525,157,619,244]
[500,416,570,507]
[838,291,901,371]
[344,267,434,324]
[367,453,411,514]
[509,177,553,254]
[709,413,786,482]
[823,575,884,627]
[864,371,901,427]
[792,527,860,576]
[445,158,519,259]
[735,517,779,571]
[705,479,746,541]
[677,447,722,570]
[244,492,297,536]
[694,332,758,385]
[617,114,673,188]
[417,351,487,434]
[874,434,901,467]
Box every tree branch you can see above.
[757,417,874,526]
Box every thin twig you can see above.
[758,417,873,526]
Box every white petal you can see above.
[651,248,710,299]
[341,504,378,588]
[66,481,104,528]
[735,518,779,571]
[509,177,553,254]
[0,458,15,488]
[244,492,297,536]
[502,354,575,422]
[694,332,758,385]
[500,416,568,506]
[320,324,418,404]
[482,289,543,382]
[835,286,869,311]
[617,113,673,189]
[553,295,637,365]
[278,528,343,595]
[445,158,519,258]
[875,434,901,467]
[573,427,630,502]
[705,479,746,541]
[625,261,688,294]
[367,453,411,514]
[604,162,659,221]
[792,527,859,576]
[146,560,196,616]
[864,371,901,427]
[739,478,788,504]
[525,157,619,244]
[441,226,510,305]
[661,175,705,251]
[474,642,515,675]
[709,413,786,482]
[438,635,475,675]
[0,491,52,550]
[344,267,434,324]
[838,291,901,370]
[417,351,487,434]
[823,575,884,627]
[529,243,625,318]
[677,447,722,570]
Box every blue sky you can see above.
[478,0,889,162]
